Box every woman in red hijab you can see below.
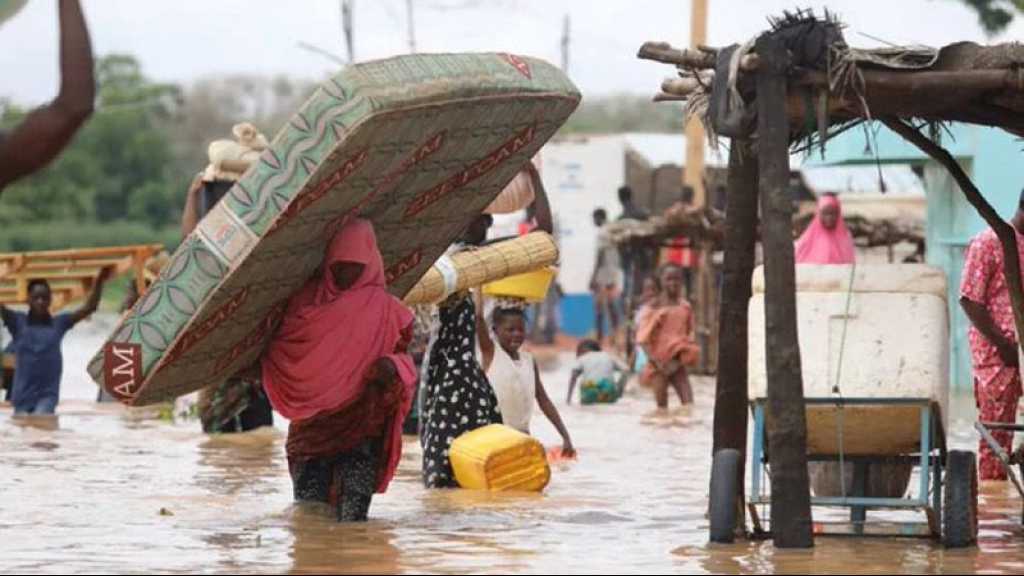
[795,193,855,265]
[261,218,416,522]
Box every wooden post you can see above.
[696,247,716,374]
[133,249,147,296]
[756,35,814,549]
[712,139,759,538]
[704,250,719,374]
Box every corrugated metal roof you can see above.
[800,164,925,196]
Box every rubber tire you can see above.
[943,450,979,548]
[709,448,741,543]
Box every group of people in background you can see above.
[8,4,1024,538]
[589,185,701,409]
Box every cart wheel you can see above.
[943,450,979,548]
[710,448,741,543]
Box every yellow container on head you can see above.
[482,267,556,303]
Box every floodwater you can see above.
[1,313,1022,574]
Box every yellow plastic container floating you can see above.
[450,424,551,492]
[483,267,556,303]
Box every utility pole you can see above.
[561,13,570,73]
[685,0,717,374]
[342,0,355,63]
[407,0,417,53]
[685,0,707,205]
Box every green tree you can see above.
[955,0,1024,35]
[561,94,683,134]
[85,54,181,223]
[0,54,183,228]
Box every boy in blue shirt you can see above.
[2,268,111,415]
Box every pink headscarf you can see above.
[261,219,416,421]
[794,195,855,265]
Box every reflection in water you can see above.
[287,508,403,575]
[11,414,60,431]
[195,428,283,498]
[0,339,1022,573]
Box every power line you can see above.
[296,41,346,67]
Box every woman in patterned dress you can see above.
[420,291,504,488]
[419,214,504,488]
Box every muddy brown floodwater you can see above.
[0,314,1022,574]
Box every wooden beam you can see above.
[756,35,814,549]
[645,53,1024,134]
[638,41,760,71]
[798,68,1019,96]
[653,92,690,102]
[662,76,712,96]
[17,257,129,271]
[1,269,111,282]
[638,41,716,68]
[0,244,162,311]
[133,247,149,296]
[0,244,162,261]
[711,139,759,542]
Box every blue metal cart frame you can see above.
[749,397,946,538]
[975,420,1024,524]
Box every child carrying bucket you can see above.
[476,293,575,458]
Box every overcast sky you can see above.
[1,0,1021,105]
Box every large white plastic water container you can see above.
[748,264,949,456]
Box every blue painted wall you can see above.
[808,124,1024,391]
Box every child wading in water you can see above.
[637,265,699,408]
[477,294,575,457]
[567,339,629,405]
[631,274,662,376]
[2,268,112,415]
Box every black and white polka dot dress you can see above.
[420,295,502,488]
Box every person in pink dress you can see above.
[960,190,1024,480]
[795,193,855,265]
[637,265,700,408]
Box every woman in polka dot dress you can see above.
[420,292,503,488]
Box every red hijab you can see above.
[261,218,416,421]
